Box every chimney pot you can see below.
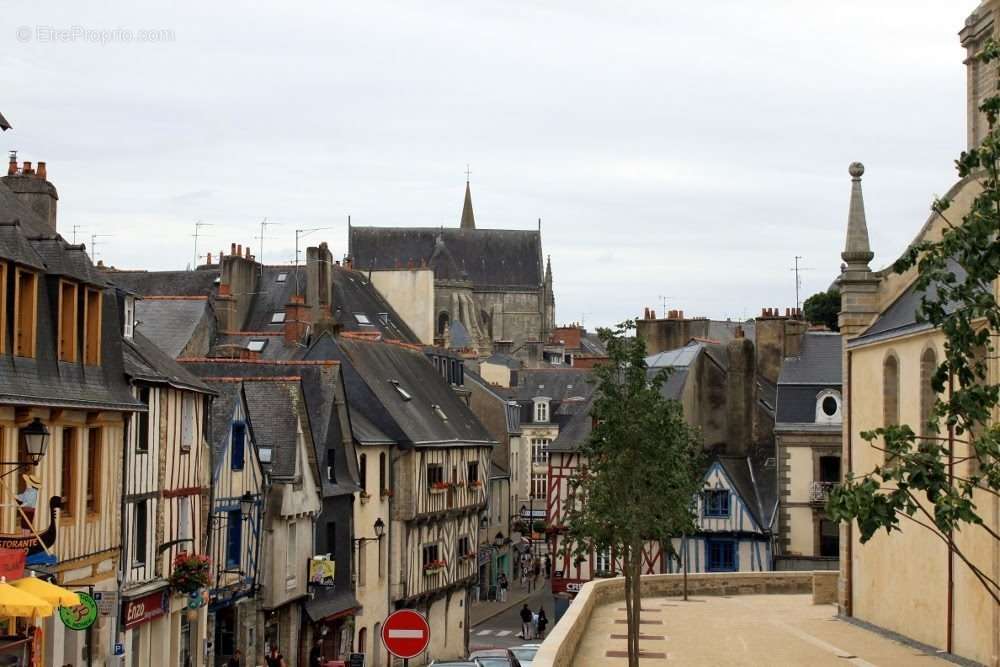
[35,162,46,180]
[207,252,213,265]
[231,243,237,255]
[236,244,242,257]
[7,153,16,176]
[22,161,32,175]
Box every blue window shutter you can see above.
[226,510,242,568]
[231,422,245,471]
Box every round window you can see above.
[821,395,839,417]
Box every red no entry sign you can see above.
[381,609,430,659]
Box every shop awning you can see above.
[12,576,80,607]
[303,588,361,623]
[0,579,52,618]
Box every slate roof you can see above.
[135,298,213,359]
[206,380,243,471]
[244,266,298,332]
[303,587,361,623]
[549,395,594,452]
[778,332,842,386]
[0,181,50,237]
[182,357,360,496]
[716,452,777,532]
[0,221,44,269]
[242,380,303,479]
[305,334,495,447]
[449,320,474,349]
[29,237,107,286]
[646,342,714,401]
[852,258,967,345]
[106,269,220,297]
[349,227,544,287]
[123,330,213,394]
[483,353,520,370]
[0,112,10,131]
[331,267,420,343]
[508,368,593,402]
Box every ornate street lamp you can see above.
[21,419,50,464]
[373,517,385,540]
[239,491,254,517]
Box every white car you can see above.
[509,645,539,666]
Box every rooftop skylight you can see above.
[247,340,267,352]
[354,313,372,325]
[276,273,288,283]
[271,312,286,324]
[432,404,448,421]
[389,380,412,401]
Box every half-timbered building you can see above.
[120,327,215,667]
[310,335,496,664]
[0,161,143,666]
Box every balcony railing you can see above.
[809,481,836,505]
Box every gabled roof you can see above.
[135,298,213,359]
[106,269,219,297]
[207,380,244,470]
[778,332,842,386]
[0,220,45,269]
[507,368,593,403]
[123,331,213,394]
[714,452,777,532]
[331,267,420,343]
[242,379,304,479]
[0,181,50,237]
[28,237,107,286]
[349,226,543,287]
[549,395,594,452]
[243,266,297,332]
[305,334,495,447]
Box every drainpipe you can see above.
[947,375,955,654]
[844,349,853,617]
[115,411,133,667]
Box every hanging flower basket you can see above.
[430,482,449,494]
[169,553,211,594]
[423,559,447,574]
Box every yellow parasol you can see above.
[0,578,52,618]
[12,575,79,607]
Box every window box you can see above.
[459,552,476,562]
[423,559,447,574]
[466,480,483,489]
[359,490,371,504]
[429,482,449,495]
[381,488,394,499]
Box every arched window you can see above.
[920,347,937,438]
[883,353,900,427]
[437,311,450,336]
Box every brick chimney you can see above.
[493,340,514,355]
[1,154,59,234]
[284,294,311,344]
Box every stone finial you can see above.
[841,161,874,268]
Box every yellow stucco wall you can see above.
[369,269,436,344]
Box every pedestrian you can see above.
[544,554,551,579]
[497,572,508,602]
[265,646,286,667]
[537,607,549,639]
[531,608,540,639]
[226,649,242,667]
[309,638,324,667]
[533,558,541,586]
[519,603,533,639]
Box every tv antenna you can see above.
[790,255,813,310]
[71,225,84,245]
[192,221,213,269]
[294,227,332,294]
[256,217,281,273]
[89,234,111,261]
[658,294,674,319]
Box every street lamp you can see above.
[373,517,385,539]
[21,419,50,464]
[239,491,255,517]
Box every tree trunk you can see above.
[625,538,642,667]
[682,533,689,601]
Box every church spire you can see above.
[460,166,476,230]
[842,162,874,269]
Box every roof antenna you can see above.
[257,217,280,275]
[790,255,813,310]
[192,221,212,270]
[538,217,541,232]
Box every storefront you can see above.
[121,587,171,666]
[0,573,81,667]
[303,589,360,665]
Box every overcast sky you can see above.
[2,1,980,327]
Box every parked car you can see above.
[469,648,523,667]
[429,662,478,667]
[509,645,538,665]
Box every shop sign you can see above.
[348,653,365,667]
[0,548,26,580]
[121,589,169,630]
[477,547,491,567]
[308,556,336,587]
[551,577,588,595]
[59,592,98,631]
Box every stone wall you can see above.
[534,571,835,667]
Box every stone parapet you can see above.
[534,570,835,667]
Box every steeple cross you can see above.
[465,164,471,182]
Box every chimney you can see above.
[207,252,213,265]
[725,334,755,456]
[494,340,514,355]
[0,157,59,234]
[284,294,311,345]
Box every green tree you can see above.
[560,321,704,667]
[828,41,1000,606]
[803,289,840,331]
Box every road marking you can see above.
[770,620,877,667]
[475,630,492,636]
[387,630,425,639]
[497,630,512,637]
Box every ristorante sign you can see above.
[121,589,169,630]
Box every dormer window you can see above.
[83,288,102,365]
[533,398,549,423]
[58,280,79,361]
[271,312,286,324]
[390,380,412,401]
[123,295,135,341]
[815,389,843,424]
[13,268,37,358]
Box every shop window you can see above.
[83,288,102,365]
[58,280,78,362]
[86,427,101,515]
[14,269,37,358]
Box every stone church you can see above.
[348,181,555,355]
